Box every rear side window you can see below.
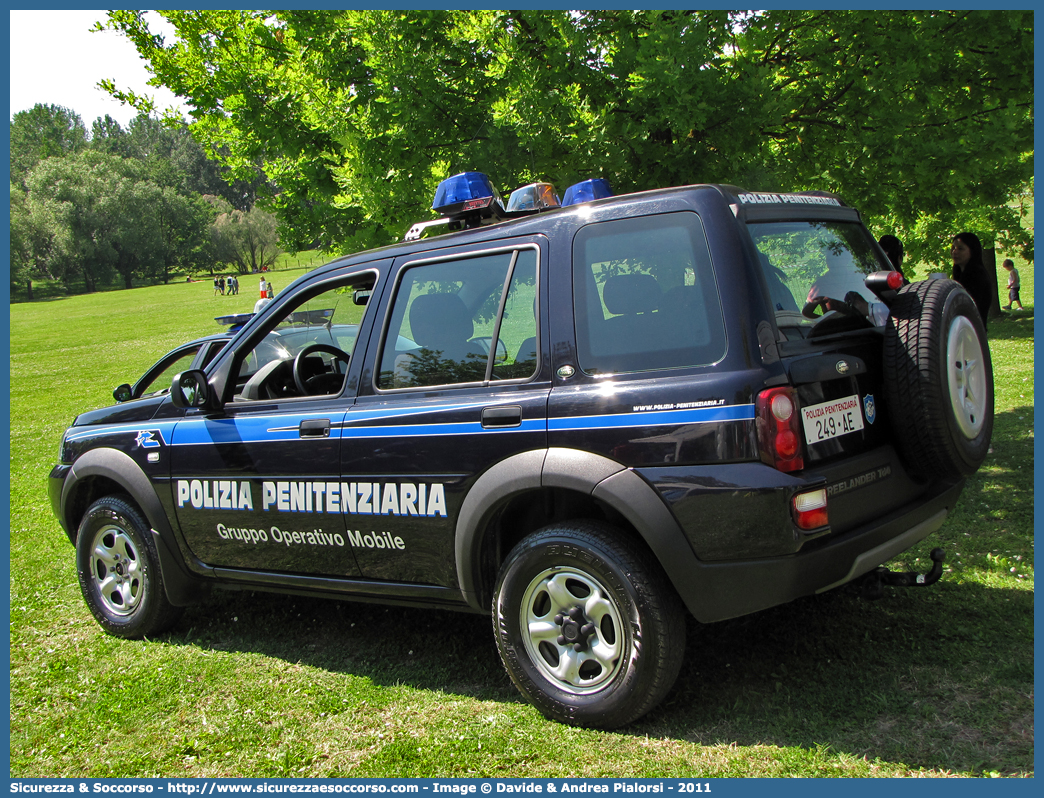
[572,212,725,375]
[377,247,539,389]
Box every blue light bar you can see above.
[214,313,254,332]
[432,171,504,216]
[562,178,613,207]
[506,182,561,212]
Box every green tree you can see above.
[207,200,283,273]
[9,183,72,299]
[100,10,1033,262]
[24,150,213,291]
[10,104,88,186]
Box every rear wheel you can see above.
[883,279,994,479]
[75,496,183,638]
[493,521,685,728]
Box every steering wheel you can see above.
[801,295,865,320]
[293,343,351,395]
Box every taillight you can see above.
[756,386,805,472]
[793,488,829,530]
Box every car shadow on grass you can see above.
[163,572,1033,776]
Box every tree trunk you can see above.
[25,279,33,301]
[983,247,1003,320]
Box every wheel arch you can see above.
[455,448,700,614]
[61,448,203,606]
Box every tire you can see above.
[883,279,994,480]
[493,521,685,728]
[75,496,183,638]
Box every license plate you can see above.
[801,394,864,444]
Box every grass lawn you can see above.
[8,255,1033,778]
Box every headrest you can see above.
[603,273,661,315]
[409,293,473,346]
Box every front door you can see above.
[169,268,383,577]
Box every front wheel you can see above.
[493,521,685,728]
[75,496,183,638]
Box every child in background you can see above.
[1002,259,1023,311]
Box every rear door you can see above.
[345,239,549,587]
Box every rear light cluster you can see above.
[792,488,829,530]
[756,386,804,473]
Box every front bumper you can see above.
[48,464,72,540]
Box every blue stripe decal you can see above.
[549,404,755,431]
[343,419,547,439]
[172,413,347,446]
[68,403,754,447]
[65,422,176,445]
[342,400,495,424]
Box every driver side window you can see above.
[231,275,375,402]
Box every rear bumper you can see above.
[674,478,963,623]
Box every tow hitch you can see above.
[853,547,946,600]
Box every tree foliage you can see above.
[23,150,214,292]
[101,9,1033,265]
[10,104,88,186]
[207,199,283,273]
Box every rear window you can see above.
[572,212,726,375]
[747,220,892,332]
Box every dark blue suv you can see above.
[49,180,993,728]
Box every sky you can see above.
[9,9,188,127]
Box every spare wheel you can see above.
[882,278,993,480]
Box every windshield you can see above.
[747,220,892,333]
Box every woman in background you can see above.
[951,232,992,330]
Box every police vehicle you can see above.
[49,173,993,728]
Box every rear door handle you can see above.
[481,405,522,428]
[299,418,331,438]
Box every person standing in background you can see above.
[878,234,907,281]
[951,232,992,330]
[1002,259,1023,310]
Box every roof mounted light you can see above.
[431,171,505,217]
[562,178,613,207]
[214,313,254,332]
[404,171,508,242]
[506,182,560,213]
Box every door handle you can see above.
[481,405,522,428]
[299,418,331,438]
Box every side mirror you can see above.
[353,289,372,306]
[170,370,214,410]
[113,384,133,403]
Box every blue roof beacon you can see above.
[561,178,613,206]
[431,171,505,216]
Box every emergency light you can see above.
[214,313,255,332]
[431,171,505,217]
[561,178,613,206]
[506,183,561,212]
